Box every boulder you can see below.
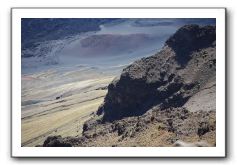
[43,136,72,147]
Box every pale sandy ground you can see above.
[21,67,115,147]
[184,77,216,112]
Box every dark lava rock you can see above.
[82,118,99,134]
[43,136,72,147]
[165,25,216,65]
[97,25,215,122]
[112,122,126,136]
[197,122,210,137]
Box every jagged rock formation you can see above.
[42,107,215,147]
[42,136,72,147]
[97,24,216,122]
[41,24,216,147]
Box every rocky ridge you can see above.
[97,24,216,122]
[42,24,216,147]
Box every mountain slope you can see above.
[42,24,216,147]
[97,24,216,121]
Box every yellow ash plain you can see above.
[21,68,115,147]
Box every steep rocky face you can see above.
[97,25,216,122]
[165,25,216,65]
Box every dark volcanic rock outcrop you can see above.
[43,136,72,147]
[165,25,216,65]
[97,25,216,122]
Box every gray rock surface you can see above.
[98,25,216,122]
